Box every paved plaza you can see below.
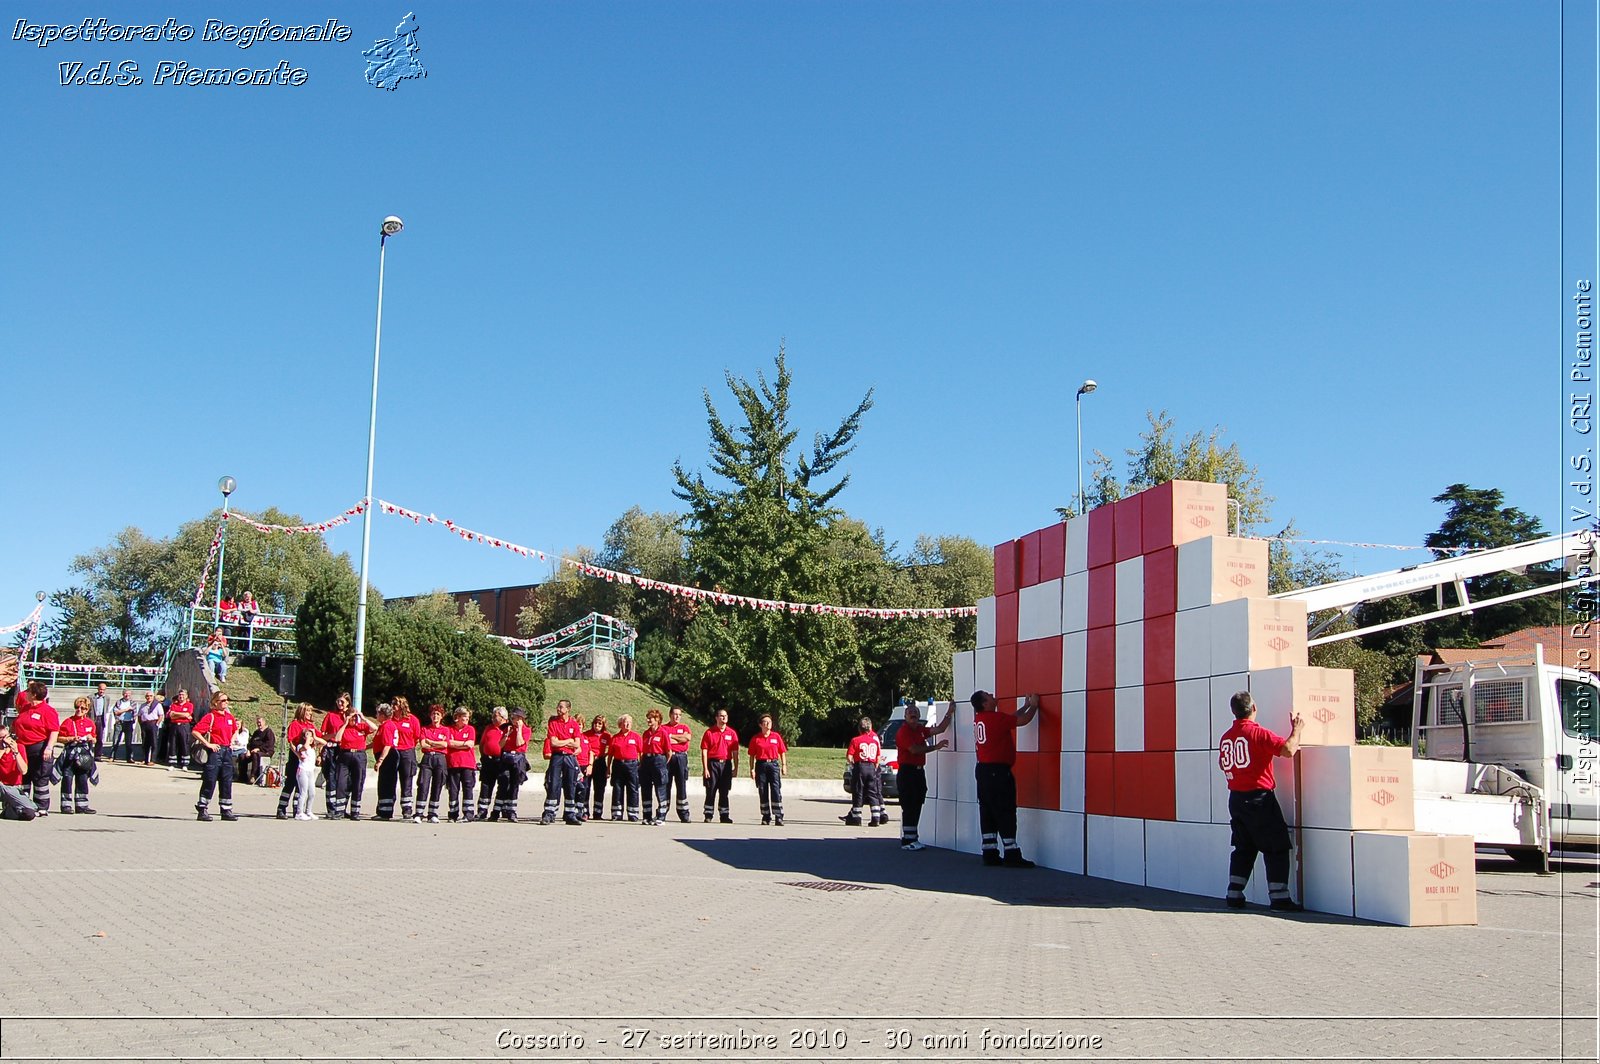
[0,763,1594,1063]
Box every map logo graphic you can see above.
[364,12,426,91]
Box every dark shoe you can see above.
[59,808,75,815]
[761,818,771,826]
[275,811,289,820]
[220,812,239,822]
[679,815,691,823]
[868,817,883,827]
[981,852,1003,866]
[1270,898,1304,913]
[196,808,213,822]
[704,814,713,823]
[1002,852,1036,868]
[80,808,96,815]
[1225,897,1247,909]
[504,813,518,823]
[565,818,583,826]
[488,812,500,822]
[774,818,784,827]
[720,816,734,824]
[540,814,555,825]
[840,814,862,826]
[347,814,363,821]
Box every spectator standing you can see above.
[608,715,643,822]
[192,693,240,822]
[57,697,97,814]
[111,689,138,763]
[247,716,275,785]
[501,707,530,823]
[971,690,1039,868]
[218,595,240,639]
[640,708,671,825]
[0,723,38,820]
[416,704,450,824]
[89,683,112,761]
[14,682,59,814]
[747,714,788,827]
[1219,691,1304,912]
[894,702,951,850]
[276,704,317,819]
[229,716,250,780]
[475,706,508,821]
[445,707,477,822]
[137,692,164,765]
[663,706,693,824]
[700,709,739,824]
[238,591,260,653]
[166,689,196,771]
[842,718,884,828]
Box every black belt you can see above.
[615,758,640,765]
[708,758,731,764]
[756,759,779,764]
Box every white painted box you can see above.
[977,596,996,650]
[1019,578,1064,643]
[1114,687,1145,752]
[1144,819,1185,892]
[1175,749,1215,823]
[1061,570,1089,634]
[1061,629,1087,692]
[1065,514,1090,576]
[1060,691,1086,753]
[1085,814,1115,879]
[1175,677,1212,750]
[1111,815,1146,885]
[1176,536,1270,611]
[1059,751,1085,812]
[1115,619,1144,689]
[1114,557,1144,625]
[1174,607,1212,680]
[1352,831,1477,926]
[1209,597,1309,676]
[1300,826,1355,917]
[974,646,996,699]
[951,653,976,708]
[1298,745,1414,832]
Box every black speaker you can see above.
[276,663,298,698]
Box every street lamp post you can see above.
[30,590,44,669]
[352,215,404,712]
[1075,379,1098,515]
[215,476,236,621]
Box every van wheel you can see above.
[1505,847,1550,874]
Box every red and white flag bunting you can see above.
[497,612,638,649]
[0,602,43,638]
[28,661,163,675]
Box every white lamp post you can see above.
[1075,379,1097,515]
[214,476,236,618]
[352,215,403,712]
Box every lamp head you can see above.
[36,591,46,603]
[1077,379,1098,398]
[381,216,404,237]
[218,476,236,497]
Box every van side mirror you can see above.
[1556,754,1574,771]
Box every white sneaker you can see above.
[412,815,422,824]
[903,841,925,851]
[294,813,311,821]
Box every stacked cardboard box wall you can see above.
[927,480,1478,927]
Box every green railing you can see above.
[186,605,299,660]
[498,612,637,675]
[17,660,165,692]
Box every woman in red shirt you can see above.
[12,681,58,814]
[581,714,611,820]
[416,705,451,824]
[640,708,671,825]
[276,703,318,819]
[607,714,643,822]
[57,696,98,814]
[500,706,531,822]
[445,707,477,822]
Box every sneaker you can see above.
[1270,898,1304,913]
[540,814,555,825]
[295,813,311,821]
[221,812,239,822]
[840,814,862,826]
[1225,897,1247,909]
[412,816,422,825]
[59,808,75,815]
[903,841,925,851]
[275,811,289,820]
[774,818,784,827]
[347,814,363,822]
[565,816,582,826]
[427,815,440,824]
[1002,852,1036,868]
[504,813,518,823]
[761,819,771,826]
[704,814,713,823]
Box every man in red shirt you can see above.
[540,699,584,825]
[663,706,693,823]
[13,681,59,814]
[501,706,531,822]
[334,697,377,820]
[747,714,788,827]
[0,722,38,820]
[700,708,739,824]
[1219,691,1305,912]
[166,688,195,772]
[371,704,397,819]
[191,693,240,821]
[417,704,452,824]
[972,690,1040,867]
[895,702,951,850]
[476,706,509,821]
[842,717,885,828]
[446,706,478,822]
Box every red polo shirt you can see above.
[642,726,671,756]
[503,721,530,754]
[608,730,643,761]
[167,700,194,726]
[339,715,375,752]
[973,709,1017,766]
[447,724,477,769]
[396,715,421,749]
[1219,718,1287,792]
[664,721,692,752]
[0,748,23,787]
[12,701,58,745]
[701,726,739,761]
[480,723,505,758]
[896,721,930,767]
[748,732,787,760]
[847,732,881,765]
[60,716,96,743]
[193,710,238,748]
[420,724,452,754]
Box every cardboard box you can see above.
[1018,529,1043,589]
[1174,607,1212,680]
[1115,620,1144,688]
[1018,578,1063,642]
[1085,813,1115,879]
[954,801,981,855]
[1114,556,1144,625]
[1143,545,1178,617]
[1086,626,1115,692]
[1144,680,1176,751]
[1061,691,1086,753]
[1175,750,1215,823]
[1017,636,1063,697]
[1352,831,1477,926]
[1087,565,1116,630]
[1114,686,1145,752]
[1209,673,1250,749]
[921,737,942,794]
[1085,750,1113,815]
[925,797,952,848]
[995,643,1017,701]
[994,540,1018,597]
[976,596,996,650]
[1144,613,1176,686]
[1298,746,1415,831]
[974,646,996,699]
[1065,514,1090,576]
[1061,629,1086,693]
[1111,815,1146,885]
[1176,820,1234,899]
[1145,818,1185,892]
[1176,535,1270,611]
[1061,570,1088,634]
[1299,826,1355,917]
[1015,696,1039,753]
[1088,504,1116,570]
[996,592,1020,647]
[1039,522,1066,584]
[949,751,979,805]
[1210,598,1309,675]
[1114,495,1144,563]
[1059,750,1085,811]
[1141,479,1230,554]
[925,748,954,801]
[1034,809,1085,874]
[1175,678,1211,750]
[1085,689,1115,753]
[1250,666,1358,747]
[951,653,975,706]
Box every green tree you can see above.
[390,589,490,634]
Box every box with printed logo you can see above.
[1249,666,1358,748]
[1210,598,1308,675]
[1352,831,1477,926]
[1176,535,1270,611]
[1140,479,1229,554]
[1298,745,1414,831]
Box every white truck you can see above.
[1279,531,1597,872]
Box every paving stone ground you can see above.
[0,762,1594,1063]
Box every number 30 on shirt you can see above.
[1218,736,1250,770]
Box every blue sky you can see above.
[0,1,1585,625]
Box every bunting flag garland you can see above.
[0,602,44,637]
[23,660,163,675]
[496,612,638,649]
[1263,535,1470,555]
[223,502,367,536]
[376,501,550,561]
[189,523,228,610]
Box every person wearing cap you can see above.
[841,717,885,828]
[639,708,671,825]
[540,699,584,825]
[662,706,693,823]
[607,714,644,822]
[500,706,531,822]
[1219,691,1305,912]
[747,714,788,827]
[700,708,739,824]
[416,704,451,824]
[445,707,478,822]
[13,681,58,815]
[57,696,98,815]
[971,690,1039,867]
[192,693,240,822]
[475,706,509,821]
[894,702,951,850]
